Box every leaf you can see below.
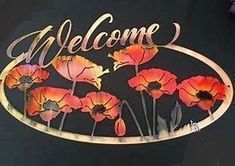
[114,118,126,137]
[170,101,182,131]
[157,115,168,134]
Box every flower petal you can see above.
[27,86,81,117]
[5,74,20,89]
[27,90,44,116]
[161,77,177,94]
[211,83,226,100]
[39,110,60,122]
[178,87,199,107]
[91,113,106,122]
[178,75,227,110]
[197,100,215,111]
[128,68,177,99]
[150,90,164,99]
[80,91,120,121]
[106,105,120,120]
[60,105,73,113]
[5,64,49,89]
[189,76,220,92]
[38,86,81,109]
[109,44,158,71]
[128,76,148,91]
[138,69,165,83]
[52,55,109,89]
[31,68,50,83]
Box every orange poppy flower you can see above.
[80,92,121,122]
[5,64,49,91]
[52,55,109,89]
[128,68,177,99]
[177,76,226,111]
[27,86,81,122]
[108,44,158,71]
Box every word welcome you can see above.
[7,13,180,67]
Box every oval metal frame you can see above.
[0,44,233,144]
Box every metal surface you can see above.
[0,44,233,144]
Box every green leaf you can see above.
[170,101,182,132]
[157,115,168,134]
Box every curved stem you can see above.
[91,121,97,140]
[152,98,157,136]
[23,89,27,118]
[135,65,151,136]
[71,80,76,94]
[120,100,144,139]
[59,112,67,130]
[140,91,151,135]
[59,81,76,130]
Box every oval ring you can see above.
[0,44,233,144]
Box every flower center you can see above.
[147,81,162,92]
[196,90,213,100]
[43,100,60,112]
[92,104,106,114]
[19,76,33,84]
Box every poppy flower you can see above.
[5,64,49,91]
[27,86,81,122]
[108,44,158,71]
[128,68,177,99]
[52,55,109,89]
[177,76,226,111]
[80,92,121,122]
[114,118,126,137]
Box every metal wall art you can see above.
[0,13,233,144]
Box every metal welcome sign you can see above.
[0,13,233,144]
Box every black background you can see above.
[0,0,234,166]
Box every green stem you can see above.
[59,112,67,130]
[91,121,97,140]
[71,80,76,94]
[208,109,214,120]
[59,80,76,130]
[120,100,144,139]
[135,65,151,136]
[47,121,50,128]
[23,89,27,118]
[152,98,157,136]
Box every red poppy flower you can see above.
[5,64,49,91]
[108,44,158,71]
[114,118,126,136]
[128,68,177,99]
[177,76,226,111]
[52,55,109,89]
[80,92,121,122]
[27,86,81,122]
